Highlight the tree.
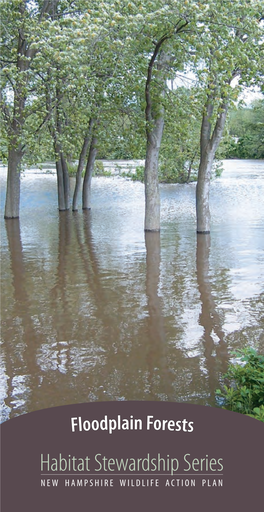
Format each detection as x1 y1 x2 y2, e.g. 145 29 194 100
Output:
194 0 263 233
139 3 191 231
56 0 149 211
72 118 94 211
1 0 104 214
29 1 97 211
144 45 169 231
0 0 65 218
122 0 194 231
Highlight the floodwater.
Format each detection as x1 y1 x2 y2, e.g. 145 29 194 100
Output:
1 160 264 422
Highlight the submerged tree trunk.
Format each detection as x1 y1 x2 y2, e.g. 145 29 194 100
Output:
4 146 22 219
61 152 70 209
72 119 94 211
52 81 70 211
144 119 164 231
55 156 65 211
82 135 98 210
196 152 215 233
54 142 70 211
144 45 168 232
196 98 228 233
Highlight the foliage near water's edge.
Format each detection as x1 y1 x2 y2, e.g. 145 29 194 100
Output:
216 348 264 422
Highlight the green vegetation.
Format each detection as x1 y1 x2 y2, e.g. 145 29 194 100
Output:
93 161 112 177
224 99 264 159
67 163 80 177
125 160 223 185
127 162 198 183
67 161 112 177
216 348 264 422
125 165 144 182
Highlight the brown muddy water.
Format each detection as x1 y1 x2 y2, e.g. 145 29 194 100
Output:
1 160 264 422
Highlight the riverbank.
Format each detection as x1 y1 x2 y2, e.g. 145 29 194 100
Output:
1 158 263 178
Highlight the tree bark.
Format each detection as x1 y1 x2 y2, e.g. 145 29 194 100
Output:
72 119 94 211
4 146 22 219
61 152 70 210
55 148 66 211
51 81 70 211
82 135 98 210
196 99 228 233
144 46 168 232
196 151 214 233
54 141 70 211
144 120 164 231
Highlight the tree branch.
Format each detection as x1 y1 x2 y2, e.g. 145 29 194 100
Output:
145 33 171 125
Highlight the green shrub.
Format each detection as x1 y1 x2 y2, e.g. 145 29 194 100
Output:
216 348 264 422
132 165 145 182
93 160 104 174
126 163 194 184
94 161 112 176
67 163 78 176
67 160 112 177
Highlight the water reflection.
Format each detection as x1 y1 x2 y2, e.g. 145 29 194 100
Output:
196 234 228 399
49 212 72 377
144 232 168 399
4 220 38 416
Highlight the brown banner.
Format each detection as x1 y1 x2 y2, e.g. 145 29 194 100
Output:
1 401 263 511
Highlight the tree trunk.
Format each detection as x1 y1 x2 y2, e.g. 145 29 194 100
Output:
196 151 214 233
144 120 164 231
82 135 98 210
196 99 228 233
54 142 70 211
4 146 22 219
55 156 66 211
144 46 168 232
72 119 94 211
61 152 70 210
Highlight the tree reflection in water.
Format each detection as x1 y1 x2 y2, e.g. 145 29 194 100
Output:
196 234 228 400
